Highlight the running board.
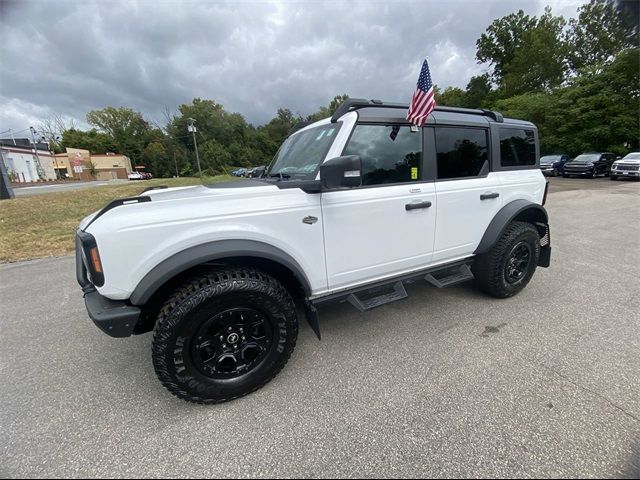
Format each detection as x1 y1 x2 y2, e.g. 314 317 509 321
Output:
424 264 474 288
346 281 408 312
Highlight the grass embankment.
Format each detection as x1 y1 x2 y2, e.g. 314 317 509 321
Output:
0 176 231 262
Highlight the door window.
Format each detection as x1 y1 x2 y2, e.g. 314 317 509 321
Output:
434 127 489 179
500 128 536 167
343 124 422 185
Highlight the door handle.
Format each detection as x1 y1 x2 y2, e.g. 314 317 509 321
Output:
405 201 432 211
480 192 500 200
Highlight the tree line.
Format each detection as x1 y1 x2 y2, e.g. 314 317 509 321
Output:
44 0 638 177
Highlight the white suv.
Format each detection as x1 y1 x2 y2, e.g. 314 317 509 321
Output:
76 99 551 404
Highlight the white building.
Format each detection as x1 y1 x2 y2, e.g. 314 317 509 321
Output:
0 141 57 183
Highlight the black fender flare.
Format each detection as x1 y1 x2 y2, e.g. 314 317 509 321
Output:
130 239 312 304
475 200 549 255
129 239 321 339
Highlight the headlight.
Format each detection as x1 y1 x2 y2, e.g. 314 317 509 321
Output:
612 164 618 169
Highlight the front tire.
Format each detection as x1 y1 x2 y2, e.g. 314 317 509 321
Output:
472 221 540 298
610 175 618 181
152 268 298 404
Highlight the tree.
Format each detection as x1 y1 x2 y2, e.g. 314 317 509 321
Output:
59 128 117 154
436 86 467 107
476 8 567 95
493 48 639 156
86 107 153 162
464 74 493 108
38 114 77 153
306 94 349 122
476 10 537 85
566 0 638 72
141 142 170 178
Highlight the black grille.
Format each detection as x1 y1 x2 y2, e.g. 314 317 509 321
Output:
615 165 639 171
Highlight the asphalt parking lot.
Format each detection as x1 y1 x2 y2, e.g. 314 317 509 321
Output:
1 176 639 478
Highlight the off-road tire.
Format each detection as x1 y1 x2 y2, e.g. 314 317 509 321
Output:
152 268 298 404
472 221 540 298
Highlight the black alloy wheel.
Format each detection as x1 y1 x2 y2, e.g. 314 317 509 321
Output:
191 307 273 379
504 242 532 284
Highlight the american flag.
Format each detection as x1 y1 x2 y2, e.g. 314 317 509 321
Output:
406 59 436 126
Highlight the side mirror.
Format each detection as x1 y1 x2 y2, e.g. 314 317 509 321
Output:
320 155 362 189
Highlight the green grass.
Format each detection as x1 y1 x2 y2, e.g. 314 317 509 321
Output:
0 176 232 262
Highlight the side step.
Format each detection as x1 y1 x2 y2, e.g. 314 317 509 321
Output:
424 264 474 288
346 281 408 312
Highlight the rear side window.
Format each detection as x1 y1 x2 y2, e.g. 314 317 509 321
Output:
343 124 422 185
435 127 489 179
500 129 536 167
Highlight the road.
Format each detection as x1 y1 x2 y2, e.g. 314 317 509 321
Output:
1 177 639 478
12 179 128 197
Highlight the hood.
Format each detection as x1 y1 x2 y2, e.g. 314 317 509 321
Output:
143 180 276 202
614 159 640 166
81 178 312 235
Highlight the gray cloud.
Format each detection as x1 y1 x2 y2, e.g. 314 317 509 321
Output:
0 0 586 135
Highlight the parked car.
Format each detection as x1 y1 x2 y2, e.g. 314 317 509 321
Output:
249 165 266 178
139 172 152 180
127 172 143 180
562 152 616 178
610 152 640 181
231 168 247 177
76 99 551 404
539 154 570 176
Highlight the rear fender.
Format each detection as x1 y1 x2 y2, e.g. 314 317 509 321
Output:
475 200 551 267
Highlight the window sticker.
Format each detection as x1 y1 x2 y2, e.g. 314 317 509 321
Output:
316 130 326 141
411 167 418 180
326 128 335 137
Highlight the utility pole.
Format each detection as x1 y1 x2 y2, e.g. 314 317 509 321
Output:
29 126 45 179
173 150 179 178
187 118 202 177
9 129 16 146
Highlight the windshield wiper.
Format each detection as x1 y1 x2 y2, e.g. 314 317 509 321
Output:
269 173 291 180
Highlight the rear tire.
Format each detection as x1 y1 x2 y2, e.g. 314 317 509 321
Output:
472 221 540 298
152 268 298 404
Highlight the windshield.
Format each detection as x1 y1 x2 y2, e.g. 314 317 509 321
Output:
266 123 341 180
572 154 599 163
622 153 640 160
540 155 561 163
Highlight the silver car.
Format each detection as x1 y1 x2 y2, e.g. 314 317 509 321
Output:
611 152 640 180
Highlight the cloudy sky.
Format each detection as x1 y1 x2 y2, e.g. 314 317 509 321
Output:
1 0 587 135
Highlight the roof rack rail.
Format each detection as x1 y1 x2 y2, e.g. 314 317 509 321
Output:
330 99 504 123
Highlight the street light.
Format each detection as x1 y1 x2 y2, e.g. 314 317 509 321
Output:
187 118 202 177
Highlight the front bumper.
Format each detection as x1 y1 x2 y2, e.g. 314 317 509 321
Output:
540 166 557 175
76 231 139 338
563 166 595 176
611 169 640 177
84 290 140 337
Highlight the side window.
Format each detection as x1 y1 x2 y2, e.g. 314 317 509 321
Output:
435 127 489 179
343 124 422 185
500 128 536 167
